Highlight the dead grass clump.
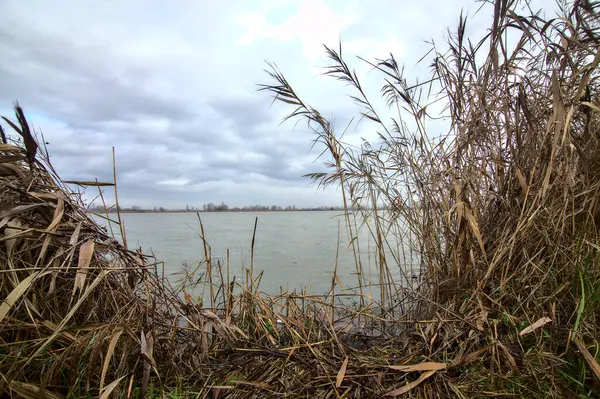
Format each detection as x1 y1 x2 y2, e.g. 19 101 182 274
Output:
261 0 600 396
0 108 250 397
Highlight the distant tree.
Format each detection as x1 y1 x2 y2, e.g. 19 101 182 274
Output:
159 207 165 212
202 204 207 211
206 203 215 212
131 205 142 211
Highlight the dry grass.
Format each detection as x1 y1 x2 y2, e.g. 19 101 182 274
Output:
1 0 600 397
260 0 600 396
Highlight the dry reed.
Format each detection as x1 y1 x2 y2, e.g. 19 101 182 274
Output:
1 0 600 397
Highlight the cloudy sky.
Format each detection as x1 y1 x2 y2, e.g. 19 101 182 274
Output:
0 0 548 209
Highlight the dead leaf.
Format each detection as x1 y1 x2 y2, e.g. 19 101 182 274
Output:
36 199 65 266
229 380 271 389
47 256 61 295
0 272 45 323
0 154 26 163
334 272 346 290
388 362 446 372
476 310 489 331
458 345 491 366
573 338 600 383
69 222 82 246
74 240 95 295
64 180 115 187
9 381 64 399
29 192 65 200
582 101 600 113
0 203 44 222
100 328 124 392
0 163 25 177
336 356 349 388
45 198 64 233
519 317 552 336
515 168 528 195
464 207 487 259
384 370 437 396
99 375 129 399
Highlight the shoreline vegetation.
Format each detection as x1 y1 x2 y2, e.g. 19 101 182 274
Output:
1 0 600 397
92 205 347 214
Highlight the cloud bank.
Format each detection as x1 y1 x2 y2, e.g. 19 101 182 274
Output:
0 0 549 208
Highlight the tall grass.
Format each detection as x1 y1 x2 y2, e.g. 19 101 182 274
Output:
1 0 599 397
261 0 600 394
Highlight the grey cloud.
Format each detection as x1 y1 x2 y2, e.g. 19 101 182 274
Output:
0 27 191 129
209 96 273 133
2 0 524 209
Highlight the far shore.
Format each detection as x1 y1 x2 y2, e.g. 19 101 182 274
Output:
95 208 350 214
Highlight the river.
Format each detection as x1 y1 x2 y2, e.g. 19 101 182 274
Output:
96 210 417 296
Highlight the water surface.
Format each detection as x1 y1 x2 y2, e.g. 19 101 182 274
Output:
98 211 413 295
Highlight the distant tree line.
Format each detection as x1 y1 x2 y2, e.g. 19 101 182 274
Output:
201 203 345 212
202 203 289 212
89 203 346 213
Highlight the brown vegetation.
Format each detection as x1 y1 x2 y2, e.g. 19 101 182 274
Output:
1 0 600 397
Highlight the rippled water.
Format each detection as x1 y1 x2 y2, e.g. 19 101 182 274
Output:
97 211 415 295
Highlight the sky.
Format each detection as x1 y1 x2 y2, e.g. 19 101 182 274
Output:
0 0 551 209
